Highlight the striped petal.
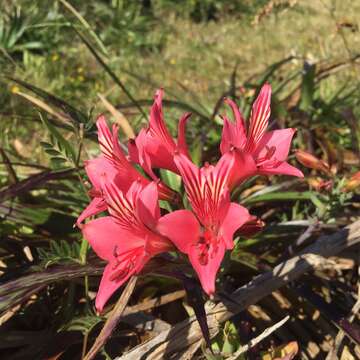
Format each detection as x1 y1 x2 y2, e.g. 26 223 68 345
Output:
246 83 272 152
174 153 206 221
220 98 247 154
97 116 115 161
101 179 142 233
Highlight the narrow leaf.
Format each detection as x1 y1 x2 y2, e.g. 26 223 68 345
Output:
182 276 212 351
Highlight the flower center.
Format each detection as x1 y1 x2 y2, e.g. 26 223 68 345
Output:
109 246 143 281
256 145 276 165
197 229 218 266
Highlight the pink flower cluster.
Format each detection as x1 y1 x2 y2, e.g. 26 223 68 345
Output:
78 84 303 312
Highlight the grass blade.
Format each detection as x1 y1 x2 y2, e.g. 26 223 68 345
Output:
74 28 147 119
59 0 108 56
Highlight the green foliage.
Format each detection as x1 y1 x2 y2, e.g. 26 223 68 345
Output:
208 321 242 358
299 62 316 112
65 313 104 335
40 116 77 168
154 0 266 22
37 239 82 267
0 2 64 62
0 6 43 55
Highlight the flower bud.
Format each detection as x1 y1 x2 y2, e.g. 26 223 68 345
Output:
238 217 265 238
343 171 360 192
295 150 331 175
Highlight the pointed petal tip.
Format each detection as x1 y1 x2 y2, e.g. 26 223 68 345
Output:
203 284 215 296
223 97 234 105
96 115 107 129
297 169 305 178
95 299 104 313
154 88 164 100
188 242 225 298
75 220 83 229
256 83 272 102
181 111 192 120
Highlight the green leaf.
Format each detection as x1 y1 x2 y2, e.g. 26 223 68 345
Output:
45 148 61 156
222 321 241 355
191 136 203 166
65 314 104 335
41 116 76 163
159 169 181 192
299 62 316 111
38 239 82 267
243 191 313 204
39 141 53 149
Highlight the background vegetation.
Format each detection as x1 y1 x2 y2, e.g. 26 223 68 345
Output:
0 0 359 359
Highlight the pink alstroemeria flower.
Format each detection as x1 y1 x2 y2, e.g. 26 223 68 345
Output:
83 180 176 312
157 152 252 295
76 155 117 226
77 117 176 226
129 89 190 176
220 84 303 182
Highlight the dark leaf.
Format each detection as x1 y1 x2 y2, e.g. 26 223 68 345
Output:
182 275 212 351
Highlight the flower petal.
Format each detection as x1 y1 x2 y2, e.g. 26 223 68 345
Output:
227 149 257 189
220 116 236 154
188 240 226 295
95 258 142 312
93 125 151 195
111 125 134 168
101 179 140 230
220 203 252 249
149 89 176 150
136 182 160 228
135 127 178 174
246 83 272 152
174 153 205 219
128 138 139 164
129 129 156 179
95 263 124 312
156 210 200 253
97 116 115 160
254 128 296 162
220 99 247 154
77 197 106 227
259 161 304 178
129 90 185 174
177 112 191 156
85 156 117 190
82 217 144 261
